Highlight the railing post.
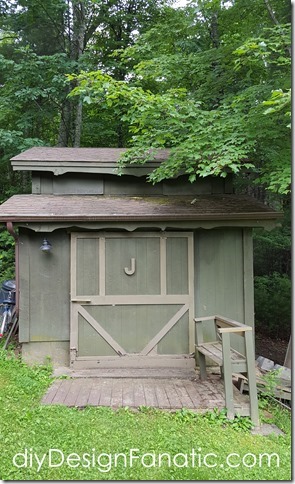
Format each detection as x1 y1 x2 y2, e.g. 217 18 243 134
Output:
244 330 259 426
221 331 235 420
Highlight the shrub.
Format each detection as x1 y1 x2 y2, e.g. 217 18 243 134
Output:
254 272 291 339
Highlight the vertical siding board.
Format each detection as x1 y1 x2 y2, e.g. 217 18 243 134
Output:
29 230 70 341
105 237 160 295
166 237 188 294
195 229 248 354
76 238 99 296
243 229 254 328
19 231 30 342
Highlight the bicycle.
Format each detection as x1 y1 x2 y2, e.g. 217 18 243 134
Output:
0 280 18 349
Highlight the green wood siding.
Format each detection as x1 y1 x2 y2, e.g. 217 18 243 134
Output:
33 173 233 196
105 237 161 295
77 304 187 356
19 229 70 342
194 228 253 354
76 237 100 296
166 237 188 294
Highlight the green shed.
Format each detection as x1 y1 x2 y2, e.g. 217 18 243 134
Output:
0 148 280 369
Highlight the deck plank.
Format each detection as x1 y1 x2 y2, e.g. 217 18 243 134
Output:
41 372 251 417
75 380 93 407
51 379 72 405
111 380 123 408
87 381 102 406
174 381 195 408
99 381 113 407
163 382 183 409
122 380 135 407
143 382 158 407
133 382 146 408
42 380 62 404
154 383 170 408
63 380 84 406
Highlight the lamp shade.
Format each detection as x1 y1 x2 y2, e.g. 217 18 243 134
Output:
40 238 52 252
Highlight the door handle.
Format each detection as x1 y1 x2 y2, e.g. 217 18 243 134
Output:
124 258 136 275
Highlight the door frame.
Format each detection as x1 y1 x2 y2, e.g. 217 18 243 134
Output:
70 231 195 368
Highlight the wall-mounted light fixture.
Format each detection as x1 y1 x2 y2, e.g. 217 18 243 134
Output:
40 238 52 252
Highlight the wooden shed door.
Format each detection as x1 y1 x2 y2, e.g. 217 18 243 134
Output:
70 232 194 368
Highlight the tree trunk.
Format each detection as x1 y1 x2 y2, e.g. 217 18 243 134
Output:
57 1 86 146
264 0 291 56
72 1 86 146
57 97 72 146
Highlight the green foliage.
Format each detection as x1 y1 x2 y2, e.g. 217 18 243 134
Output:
0 352 291 480
259 370 283 400
204 408 254 432
254 273 291 339
0 230 15 283
254 229 291 277
69 1 291 194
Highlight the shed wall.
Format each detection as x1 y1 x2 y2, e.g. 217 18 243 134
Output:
19 229 70 343
32 173 233 195
19 227 254 365
194 228 254 354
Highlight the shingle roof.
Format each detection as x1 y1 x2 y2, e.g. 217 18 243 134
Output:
0 194 281 223
11 147 170 163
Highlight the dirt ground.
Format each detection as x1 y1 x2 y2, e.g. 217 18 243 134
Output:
255 331 289 366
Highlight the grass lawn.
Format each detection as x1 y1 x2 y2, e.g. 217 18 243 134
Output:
0 348 291 481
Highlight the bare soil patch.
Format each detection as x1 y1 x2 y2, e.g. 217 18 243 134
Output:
255 331 289 366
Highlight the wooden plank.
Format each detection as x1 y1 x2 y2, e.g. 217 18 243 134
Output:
42 380 62 404
221 332 235 419
183 381 203 407
73 355 195 369
154 384 170 408
143 382 158 407
30 230 70 342
174 381 194 408
160 235 167 295
111 380 123 407
196 343 223 365
51 379 73 405
166 237 188 295
63 380 84 406
75 295 190 305
99 236 105 296
242 228 255 327
87 381 102 406
188 234 195 353
105 236 161 296
164 383 183 409
18 232 30 342
244 330 259 426
98 381 113 407
76 238 100 296
215 315 252 330
122 380 135 407
75 380 93 407
78 305 126 355
133 382 146 407
141 304 189 355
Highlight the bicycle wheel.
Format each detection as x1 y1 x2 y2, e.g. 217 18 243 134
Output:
0 310 9 337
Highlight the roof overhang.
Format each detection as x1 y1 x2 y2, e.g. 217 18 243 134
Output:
0 194 282 230
11 147 169 176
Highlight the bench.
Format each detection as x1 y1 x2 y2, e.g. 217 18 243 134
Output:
194 315 259 426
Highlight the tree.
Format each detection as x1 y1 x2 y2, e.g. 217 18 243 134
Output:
0 0 169 149
68 0 291 193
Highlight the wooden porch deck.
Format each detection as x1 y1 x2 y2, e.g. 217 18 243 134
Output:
42 368 250 415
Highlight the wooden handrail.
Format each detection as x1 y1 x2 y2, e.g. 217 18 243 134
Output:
194 314 259 426
194 315 252 333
